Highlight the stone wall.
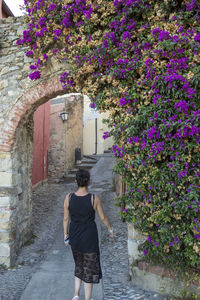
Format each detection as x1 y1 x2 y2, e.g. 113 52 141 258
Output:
128 221 199 297
48 99 66 180
115 174 124 197
11 115 34 258
66 94 83 170
0 16 70 266
48 94 83 180
0 112 34 266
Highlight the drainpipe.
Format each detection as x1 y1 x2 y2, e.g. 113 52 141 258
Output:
65 119 68 176
95 118 97 154
43 104 46 181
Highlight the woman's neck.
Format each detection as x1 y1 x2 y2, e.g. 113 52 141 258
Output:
76 186 88 195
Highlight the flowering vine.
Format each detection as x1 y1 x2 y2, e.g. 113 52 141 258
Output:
18 0 200 271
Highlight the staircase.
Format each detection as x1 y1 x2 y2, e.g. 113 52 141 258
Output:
64 155 98 183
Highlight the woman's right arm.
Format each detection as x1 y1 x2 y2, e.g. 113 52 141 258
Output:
95 194 113 237
63 194 70 240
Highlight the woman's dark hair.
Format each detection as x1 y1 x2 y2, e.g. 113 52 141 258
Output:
76 169 90 187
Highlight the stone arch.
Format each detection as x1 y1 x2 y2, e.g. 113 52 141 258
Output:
0 16 75 266
0 76 63 152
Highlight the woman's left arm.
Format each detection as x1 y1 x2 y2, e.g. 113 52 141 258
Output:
63 194 70 240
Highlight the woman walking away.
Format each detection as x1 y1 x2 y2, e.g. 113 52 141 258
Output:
63 168 113 300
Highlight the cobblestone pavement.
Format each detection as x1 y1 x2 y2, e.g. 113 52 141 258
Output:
100 188 170 300
0 156 171 300
0 182 76 300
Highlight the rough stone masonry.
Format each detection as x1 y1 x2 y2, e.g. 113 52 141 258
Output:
0 16 71 267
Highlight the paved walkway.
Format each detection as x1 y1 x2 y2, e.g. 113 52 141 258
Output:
19 156 110 300
0 154 167 300
19 225 102 300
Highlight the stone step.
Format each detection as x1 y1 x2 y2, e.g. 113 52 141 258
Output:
81 159 97 164
63 174 76 183
67 174 76 178
75 163 94 169
83 155 97 161
69 161 97 175
104 149 112 153
69 168 78 174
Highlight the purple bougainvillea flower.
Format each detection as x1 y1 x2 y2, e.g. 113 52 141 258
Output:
174 236 180 244
153 241 159 247
194 32 200 42
90 102 95 108
54 29 62 38
33 43 37 50
102 40 108 48
119 98 127 106
152 27 161 37
29 71 41 80
53 48 59 53
43 53 48 60
16 39 22 46
26 50 33 57
103 132 110 139
29 64 37 70
119 98 130 106
122 31 131 39
38 17 46 26
48 3 57 11
148 236 152 242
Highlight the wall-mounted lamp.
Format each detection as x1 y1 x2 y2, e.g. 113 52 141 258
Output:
59 111 69 122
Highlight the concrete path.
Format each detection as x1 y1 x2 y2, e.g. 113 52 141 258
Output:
19 154 114 300
19 223 102 300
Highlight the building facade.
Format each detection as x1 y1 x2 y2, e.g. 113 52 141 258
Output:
83 95 113 155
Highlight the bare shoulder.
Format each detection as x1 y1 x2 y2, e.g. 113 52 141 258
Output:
94 193 100 202
65 193 70 200
94 194 100 201
64 193 70 207
92 193 99 210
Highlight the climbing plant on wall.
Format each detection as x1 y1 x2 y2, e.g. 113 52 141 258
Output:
18 0 200 271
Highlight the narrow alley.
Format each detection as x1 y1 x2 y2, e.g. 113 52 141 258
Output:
0 154 166 300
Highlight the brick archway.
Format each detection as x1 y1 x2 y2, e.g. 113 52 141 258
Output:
0 76 63 152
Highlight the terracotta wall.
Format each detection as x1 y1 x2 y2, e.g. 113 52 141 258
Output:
32 102 50 186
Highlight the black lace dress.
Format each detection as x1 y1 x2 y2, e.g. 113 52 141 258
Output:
68 193 102 283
